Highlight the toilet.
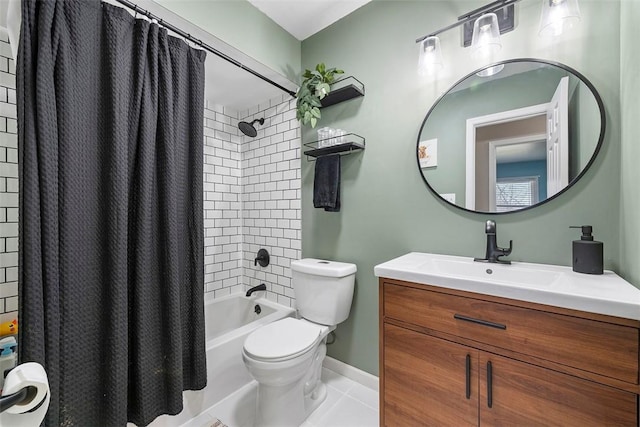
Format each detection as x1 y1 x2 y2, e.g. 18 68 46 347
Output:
242 258 357 427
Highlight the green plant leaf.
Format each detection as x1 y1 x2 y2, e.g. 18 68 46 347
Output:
309 96 322 107
296 62 343 128
316 83 330 99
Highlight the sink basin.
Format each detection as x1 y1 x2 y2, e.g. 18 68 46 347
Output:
374 252 640 320
425 258 563 289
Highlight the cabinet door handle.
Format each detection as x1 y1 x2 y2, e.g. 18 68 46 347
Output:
465 354 471 399
487 361 493 408
454 314 507 330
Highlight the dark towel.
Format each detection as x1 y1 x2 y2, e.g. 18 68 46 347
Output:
313 154 341 212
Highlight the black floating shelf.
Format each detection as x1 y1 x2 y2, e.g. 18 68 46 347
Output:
303 133 365 161
320 76 365 108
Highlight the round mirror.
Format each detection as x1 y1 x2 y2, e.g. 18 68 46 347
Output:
417 58 605 214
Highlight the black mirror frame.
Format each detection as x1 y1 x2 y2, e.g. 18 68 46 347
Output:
416 58 606 215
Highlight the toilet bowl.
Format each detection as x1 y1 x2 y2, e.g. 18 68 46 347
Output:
242 318 332 426
242 258 356 427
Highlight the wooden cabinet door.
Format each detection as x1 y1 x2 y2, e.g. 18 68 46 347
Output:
383 324 479 426
479 352 638 426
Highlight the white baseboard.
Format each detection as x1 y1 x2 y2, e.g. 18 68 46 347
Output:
323 356 379 391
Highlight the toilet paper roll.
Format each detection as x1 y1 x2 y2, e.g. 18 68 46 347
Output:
0 362 50 427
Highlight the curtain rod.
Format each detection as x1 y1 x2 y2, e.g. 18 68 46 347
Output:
111 0 297 98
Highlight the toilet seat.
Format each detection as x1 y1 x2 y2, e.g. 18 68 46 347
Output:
244 318 326 362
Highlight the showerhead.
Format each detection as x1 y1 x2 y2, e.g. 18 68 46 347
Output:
238 118 264 138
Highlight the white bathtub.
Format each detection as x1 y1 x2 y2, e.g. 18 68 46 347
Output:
148 292 295 427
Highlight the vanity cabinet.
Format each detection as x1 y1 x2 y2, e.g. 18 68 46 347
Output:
384 323 479 426
379 279 640 426
478 352 637 425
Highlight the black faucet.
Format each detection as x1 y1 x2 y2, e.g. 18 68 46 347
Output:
246 283 267 297
474 220 513 264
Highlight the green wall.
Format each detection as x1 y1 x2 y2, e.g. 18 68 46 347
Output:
619 0 640 288
301 0 624 375
155 0 301 79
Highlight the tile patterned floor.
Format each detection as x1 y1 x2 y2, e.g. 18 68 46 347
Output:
183 367 379 427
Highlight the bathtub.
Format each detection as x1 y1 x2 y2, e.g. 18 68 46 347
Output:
148 293 295 427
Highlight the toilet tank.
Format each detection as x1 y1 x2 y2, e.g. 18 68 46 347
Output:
291 258 357 326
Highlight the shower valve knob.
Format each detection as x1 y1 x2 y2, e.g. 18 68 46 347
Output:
254 249 270 267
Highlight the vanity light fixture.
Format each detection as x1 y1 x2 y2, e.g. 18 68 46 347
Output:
416 0 518 75
539 0 581 36
418 36 444 75
416 0 581 75
471 13 505 76
471 13 502 59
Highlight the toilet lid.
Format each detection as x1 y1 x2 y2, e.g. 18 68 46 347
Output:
244 318 322 361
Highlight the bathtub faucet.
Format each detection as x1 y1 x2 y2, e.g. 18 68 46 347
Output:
246 283 267 297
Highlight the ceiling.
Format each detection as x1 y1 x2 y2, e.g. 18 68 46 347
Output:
183 0 372 110
247 0 371 41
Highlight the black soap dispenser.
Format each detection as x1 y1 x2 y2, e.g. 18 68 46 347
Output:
570 225 603 275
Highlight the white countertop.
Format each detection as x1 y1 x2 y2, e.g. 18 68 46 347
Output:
374 252 640 321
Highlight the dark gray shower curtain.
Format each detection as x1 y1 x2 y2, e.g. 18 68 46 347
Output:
17 1 206 426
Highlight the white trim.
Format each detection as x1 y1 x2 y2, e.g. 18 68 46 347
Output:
465 103 548 210
323 356 379 391
489 142 497 210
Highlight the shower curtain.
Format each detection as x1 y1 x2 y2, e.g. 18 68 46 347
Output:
17 1 206 425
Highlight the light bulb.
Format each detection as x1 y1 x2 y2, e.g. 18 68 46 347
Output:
471 13 502 59
418 36 443 75
539 0 581 36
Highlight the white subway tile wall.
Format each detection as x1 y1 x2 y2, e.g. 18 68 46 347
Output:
203 94 301 307
240 95 301 308
0 32 18 315
203 102 244 297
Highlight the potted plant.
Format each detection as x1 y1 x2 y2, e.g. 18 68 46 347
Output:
296 63 343 128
